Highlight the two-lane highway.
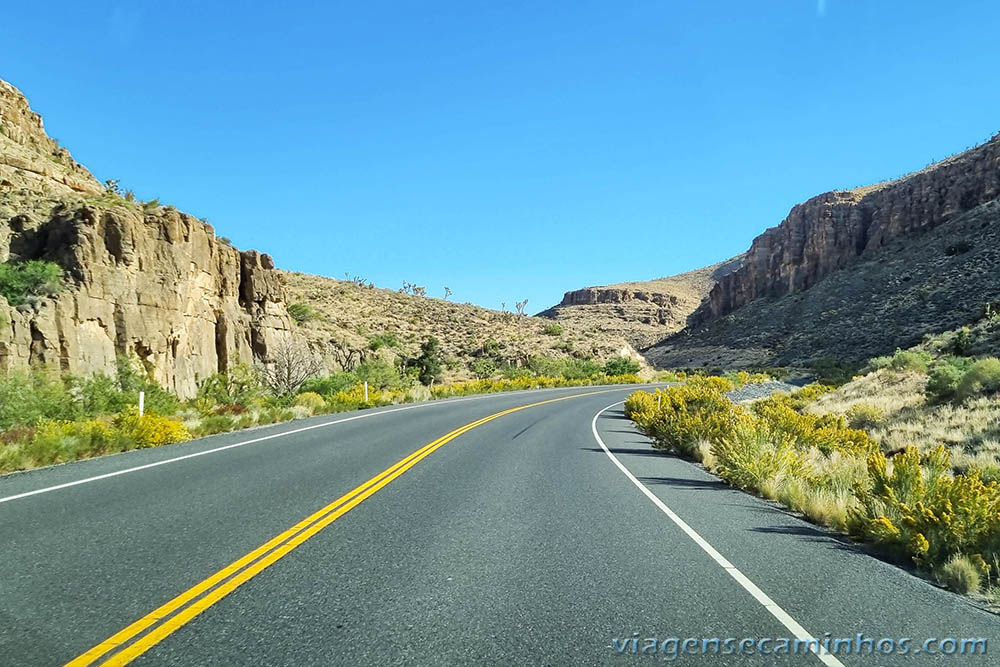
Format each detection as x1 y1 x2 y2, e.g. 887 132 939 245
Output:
1 386 997 665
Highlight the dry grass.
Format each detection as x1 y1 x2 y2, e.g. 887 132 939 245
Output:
805 367 1000 473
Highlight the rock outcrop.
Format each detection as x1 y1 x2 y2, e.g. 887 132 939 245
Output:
539 257 744 349
697 134 1000 323
0 77 292 397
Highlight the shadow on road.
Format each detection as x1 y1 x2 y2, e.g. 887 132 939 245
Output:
637 475 730 490
580 445 668 459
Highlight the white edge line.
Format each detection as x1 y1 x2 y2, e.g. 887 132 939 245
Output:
0 384 643 505
591 400 846 667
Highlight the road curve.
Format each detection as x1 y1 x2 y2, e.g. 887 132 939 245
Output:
0 385 996 666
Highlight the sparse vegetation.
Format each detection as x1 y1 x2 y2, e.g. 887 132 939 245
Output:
0 260 63 306
287 301 317 324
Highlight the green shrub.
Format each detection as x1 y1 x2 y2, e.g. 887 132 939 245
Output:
542 322 563 336
955 358 1000 401
0 260 63 306
287 302 317 324
889 348 933 374
368 331 399 351
300 372 358 396
356 358 408 391
197 364 263 407
194 414 237 436
406 337 443 385
926 357 974 401
936 554 984 595
953 327 974 355
845 404 885 430
603 357 640 376
0 370 81 430
470 358 498 379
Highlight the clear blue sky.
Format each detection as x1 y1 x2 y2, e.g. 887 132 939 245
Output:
3 2 998 312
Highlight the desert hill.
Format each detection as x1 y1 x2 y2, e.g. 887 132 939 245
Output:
537 255 744 349
649 133 1000 368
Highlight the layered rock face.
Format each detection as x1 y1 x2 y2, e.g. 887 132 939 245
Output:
557 288 679 308
0 77 292 397
698 135 1000 322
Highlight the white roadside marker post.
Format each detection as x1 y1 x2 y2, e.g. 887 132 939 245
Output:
139 391 145 417
364 381 369 403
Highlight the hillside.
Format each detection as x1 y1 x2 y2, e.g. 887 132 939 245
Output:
283 271 643 380
647 134 1000 369
537 255 744 349
0 76 642 396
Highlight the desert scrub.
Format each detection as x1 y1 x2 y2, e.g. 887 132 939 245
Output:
936 554 985 595
845 404 885 430
287 301 317 324
113 410 190 447
711 421 804 495
626 377 745 458
849 446 1000 572
955 358 1000 401
602 357 640 376
750 397 876 458
293 392 325 411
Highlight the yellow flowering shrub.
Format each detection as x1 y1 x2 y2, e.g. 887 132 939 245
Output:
626 378 747 458
751 398 876 458
113 410 190 447
712 420 806 492
850 446 1000 569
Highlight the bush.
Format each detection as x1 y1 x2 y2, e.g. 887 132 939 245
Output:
751 398 876 458
936 554 984 595
469 358 498 379
356 359 408 391
300 372 359 396
287 302 317 324
850 446 1000 569
0 260 63 307
845 404 885 430
889 348 933 374
410 337 443 386
955 358 1000 401
193 414 237 436
603 357 640 377
368 332 399 351
926 357 974 401
712 421 804 494
542 323 563 336
626 378 746 458
293 392 325 411
113 410 190 447
0 370 77 430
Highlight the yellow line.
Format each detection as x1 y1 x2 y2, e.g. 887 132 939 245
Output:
66 388 617 666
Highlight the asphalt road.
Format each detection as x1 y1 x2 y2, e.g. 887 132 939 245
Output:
1 385 997 666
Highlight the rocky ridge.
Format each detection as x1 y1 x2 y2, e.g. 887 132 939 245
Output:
697 134 1000 324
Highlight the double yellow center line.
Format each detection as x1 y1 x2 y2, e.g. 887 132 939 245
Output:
66 388 616 666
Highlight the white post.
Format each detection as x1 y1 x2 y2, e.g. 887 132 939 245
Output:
363 381 369 402
139 391 145 417
657 393 662 409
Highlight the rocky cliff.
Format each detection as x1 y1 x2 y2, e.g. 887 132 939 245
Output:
697 134 1000 323
0 77 292 397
